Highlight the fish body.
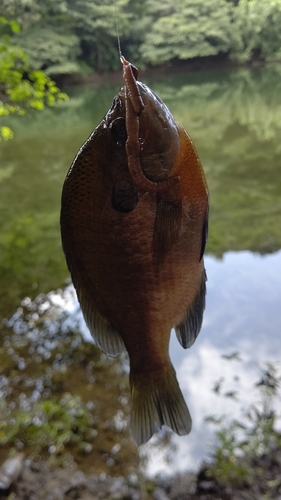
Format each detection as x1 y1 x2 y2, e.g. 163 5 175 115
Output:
60 60 208 445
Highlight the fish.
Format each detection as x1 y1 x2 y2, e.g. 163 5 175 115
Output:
60 56 209 446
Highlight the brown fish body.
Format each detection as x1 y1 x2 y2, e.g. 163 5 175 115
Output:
61 61 208 445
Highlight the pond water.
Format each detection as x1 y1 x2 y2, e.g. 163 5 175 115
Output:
0 63 281 476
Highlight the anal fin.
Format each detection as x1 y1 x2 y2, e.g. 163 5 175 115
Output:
175 269 207 349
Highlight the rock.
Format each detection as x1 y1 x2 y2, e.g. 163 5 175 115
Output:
153 486 170 500
0 453 25 490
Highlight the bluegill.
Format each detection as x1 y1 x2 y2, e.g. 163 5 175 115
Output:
60 57 209 445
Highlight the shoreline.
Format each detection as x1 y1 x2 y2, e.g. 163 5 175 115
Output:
1 448 281 500
57 56 276 89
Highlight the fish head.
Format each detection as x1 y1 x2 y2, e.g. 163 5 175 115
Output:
134 82 180 181
103 81 180 183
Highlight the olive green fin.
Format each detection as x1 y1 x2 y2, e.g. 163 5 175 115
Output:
175 269 207 349
77 286 125 357
152 195 182 263
130 363 191 446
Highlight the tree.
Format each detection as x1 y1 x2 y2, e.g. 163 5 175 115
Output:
0 17 67 140
65 0 131 73
231 0 281 62
1 0 281 77
1 0 82 76
1 0 131 75
139 0 235 65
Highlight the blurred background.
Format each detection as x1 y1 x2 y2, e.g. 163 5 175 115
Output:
0 0 281 497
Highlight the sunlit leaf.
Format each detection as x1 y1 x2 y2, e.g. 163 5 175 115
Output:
0 126 13 140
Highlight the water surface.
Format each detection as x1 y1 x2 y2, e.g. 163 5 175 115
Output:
0 63 281 474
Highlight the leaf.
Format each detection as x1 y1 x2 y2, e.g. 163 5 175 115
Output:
10 21 21 34
0 126 13 141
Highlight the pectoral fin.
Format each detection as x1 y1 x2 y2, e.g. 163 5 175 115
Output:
77 285 126 357
175 269 207 349
152 194 182 264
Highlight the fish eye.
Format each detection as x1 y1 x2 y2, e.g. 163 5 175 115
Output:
109 117 127 145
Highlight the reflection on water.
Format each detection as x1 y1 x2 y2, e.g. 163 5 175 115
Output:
165 250 281 475
4 250 277 474
1 64 281 474
72 250 281 474
0 64 281 317
0 288 137 475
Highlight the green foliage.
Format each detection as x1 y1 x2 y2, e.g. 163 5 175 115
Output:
139 0 235 64
1 0 131 75
0 15 20 33
1 1 81 74
0 290 136 473
0 17 68 140
231 0 281 62
0 394 97 464
2 0 281 73
66 0 131 72
14 28 81 75
152 65 281 256
206 363 281 488
0 125 14 140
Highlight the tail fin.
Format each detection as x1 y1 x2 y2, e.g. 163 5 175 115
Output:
129 363 191 446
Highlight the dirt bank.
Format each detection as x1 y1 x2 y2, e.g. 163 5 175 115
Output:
1 447 281 500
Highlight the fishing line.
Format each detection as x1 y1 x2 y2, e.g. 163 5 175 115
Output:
98 1 125 302
114 0 123 61
116 22 122 60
